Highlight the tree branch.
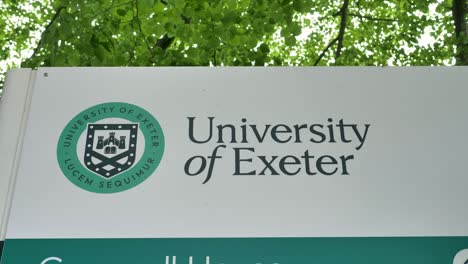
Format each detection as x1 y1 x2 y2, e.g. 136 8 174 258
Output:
213 50 217 66
452 0 468 65
152 0 190 51
92 1 132 19
348 13 397 22
135 0 156 58
129 0 137 64
314 37 339 65
314 0 349 65
27 6 65 62
335 0 350 61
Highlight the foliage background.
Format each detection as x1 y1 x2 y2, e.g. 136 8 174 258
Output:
0 0 467 95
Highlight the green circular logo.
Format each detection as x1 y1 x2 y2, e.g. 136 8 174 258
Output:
57 102 165 194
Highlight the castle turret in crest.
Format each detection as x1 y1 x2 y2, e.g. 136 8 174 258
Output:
96 132 126 154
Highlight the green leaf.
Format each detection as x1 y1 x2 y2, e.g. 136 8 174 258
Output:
259 43 270 53
221 11 237 25
292 0 306 12
140 0 155 9
185 47 198 58
280 27 289 37
154 1 165 12
239 0 250 9
290 23 302 36
117 9 127 17
206 37 220 48
174 0 185 9
94 45 107 62
226 0 237 9
285 36 296 46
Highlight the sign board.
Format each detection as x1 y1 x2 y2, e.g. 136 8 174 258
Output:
0 67 467 264
0 69 36 261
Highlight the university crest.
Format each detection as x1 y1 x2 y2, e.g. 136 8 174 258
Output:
84 123 138 178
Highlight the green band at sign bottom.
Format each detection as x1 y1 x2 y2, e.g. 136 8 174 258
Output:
1 237 468 264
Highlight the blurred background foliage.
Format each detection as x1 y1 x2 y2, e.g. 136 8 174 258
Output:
0 0 467 94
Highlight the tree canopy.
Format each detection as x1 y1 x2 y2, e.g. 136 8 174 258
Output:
0 0 467 93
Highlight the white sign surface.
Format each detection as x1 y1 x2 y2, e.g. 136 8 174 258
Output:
1 67 467 264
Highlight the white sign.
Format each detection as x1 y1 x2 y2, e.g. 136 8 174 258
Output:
0 67 467 264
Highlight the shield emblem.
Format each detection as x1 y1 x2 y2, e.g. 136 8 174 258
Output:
84 123 138 179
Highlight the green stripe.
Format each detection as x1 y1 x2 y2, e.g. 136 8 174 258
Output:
2 237 468 264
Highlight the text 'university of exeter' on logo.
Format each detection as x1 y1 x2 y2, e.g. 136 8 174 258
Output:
57 102 165 194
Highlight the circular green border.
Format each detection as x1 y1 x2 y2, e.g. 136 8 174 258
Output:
57 102 165 194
